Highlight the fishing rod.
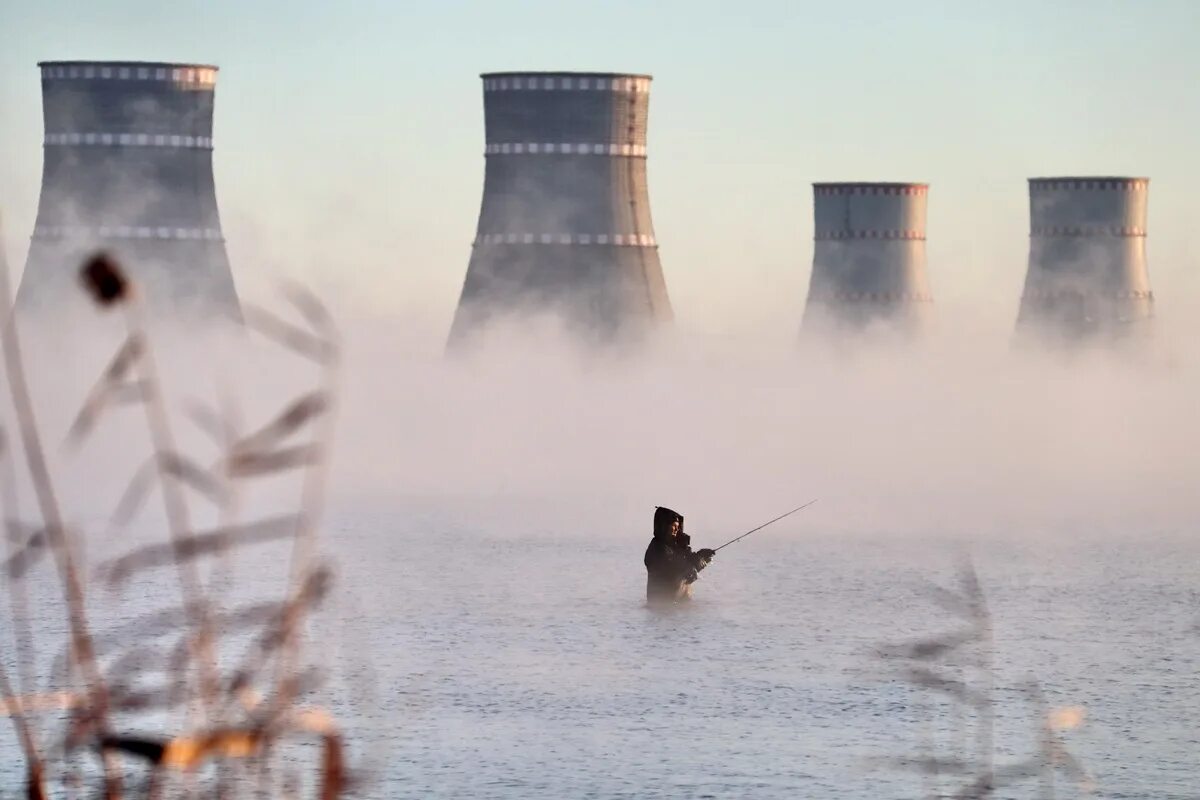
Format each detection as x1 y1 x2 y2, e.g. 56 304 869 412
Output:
711 499 819 553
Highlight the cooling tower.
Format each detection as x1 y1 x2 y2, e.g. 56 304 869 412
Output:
17 61 239 316
802 182 932 334
1015 177 1153 342
447 71 672 346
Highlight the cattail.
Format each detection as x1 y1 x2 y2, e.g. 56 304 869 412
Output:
79 253 130 307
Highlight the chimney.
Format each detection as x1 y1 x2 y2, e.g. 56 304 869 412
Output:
803 182 933 335
17 61 239 316
448 71 672 347
1015 177 1153 342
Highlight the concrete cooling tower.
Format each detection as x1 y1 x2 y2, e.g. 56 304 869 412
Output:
447 71 673 347
17 61 239 316
802 182 933 334
1015 177 1153 342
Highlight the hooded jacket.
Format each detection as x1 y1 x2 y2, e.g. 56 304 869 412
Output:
644 507 711 603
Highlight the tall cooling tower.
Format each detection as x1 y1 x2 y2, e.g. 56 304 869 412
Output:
802 182 932 334
1015 177 1153 342
448 71 673 346
17 61 239 316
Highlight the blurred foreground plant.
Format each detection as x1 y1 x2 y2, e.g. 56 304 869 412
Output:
875 560 1093 799
0 216 348 798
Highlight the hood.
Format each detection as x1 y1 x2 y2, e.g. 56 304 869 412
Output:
653 506 683 539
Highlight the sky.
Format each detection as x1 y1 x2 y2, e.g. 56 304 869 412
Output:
1 0 1198 336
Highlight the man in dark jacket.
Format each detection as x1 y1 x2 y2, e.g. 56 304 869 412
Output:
644 506 715 604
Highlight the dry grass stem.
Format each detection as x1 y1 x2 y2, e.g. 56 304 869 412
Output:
247 290 341 730
0 214 116 797
97 515 300 586
65 334 145 449
228 392 327 457
0 231 350 796
878 561 1092 799
242 306 336 366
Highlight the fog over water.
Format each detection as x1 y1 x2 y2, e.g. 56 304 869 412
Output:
1 296 1198 796
1 4 1197 792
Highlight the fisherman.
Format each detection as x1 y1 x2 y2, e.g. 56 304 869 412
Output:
644 506 715 604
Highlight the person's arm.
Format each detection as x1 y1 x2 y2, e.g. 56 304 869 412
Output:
689 548 715 573
674 546 713 583
648 540 715 583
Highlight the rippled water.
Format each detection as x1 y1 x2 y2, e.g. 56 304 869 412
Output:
2 505 1197 798
324 509 1198 799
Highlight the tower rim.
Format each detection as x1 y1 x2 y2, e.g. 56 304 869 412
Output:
481 70 652 80
812 181 928 189
38 60 219 71
1028 176 1148 183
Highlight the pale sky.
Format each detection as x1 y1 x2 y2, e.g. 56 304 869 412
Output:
1 0 1197 334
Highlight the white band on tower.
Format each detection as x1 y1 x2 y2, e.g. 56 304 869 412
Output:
44 132 214 149
474 232 657 247
484 142 646 156
33 226 224 241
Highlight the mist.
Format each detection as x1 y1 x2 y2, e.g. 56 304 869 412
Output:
359 315 1200 536
2 239 1197 799
11 290 1198 557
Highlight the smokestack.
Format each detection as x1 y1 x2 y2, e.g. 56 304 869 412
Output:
1015 177 1153 342
17 61 239 316
802 182 933 335
447 71 672 347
